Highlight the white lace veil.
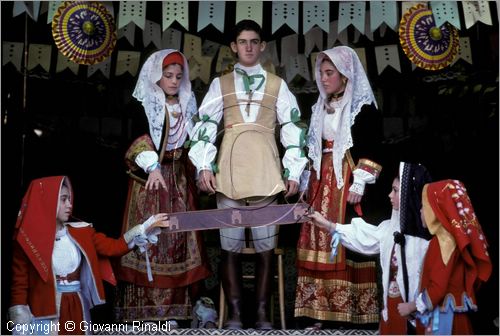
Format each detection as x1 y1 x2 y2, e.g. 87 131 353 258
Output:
132 49 196 150
307 46 377 188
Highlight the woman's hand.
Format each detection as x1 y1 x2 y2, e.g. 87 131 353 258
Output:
347 191 363 204
307 211 335 231
146 168 167 191
397 302 417 317
198 170 216 194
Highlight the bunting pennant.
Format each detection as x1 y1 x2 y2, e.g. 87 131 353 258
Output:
13 1 41 21
261 40 279 74
285 54 310 83
183 34 203 62
354 11 373 43
303 1 330 34
118 1 146 30
118 22 135 46
328 20 348 48
143 20 162 49
271 1 299 34
236 1 263 26
281 34 299 66
161 28 182 50
28 44 51 72
189 55 213 84
338 2 366 33
370 1 398 32
2 42 24 71
354 47 368 73
115 51 141 76
88 57 112 78
216 46 236 73
451 37 473 65
56 52 79 74
202 40 221 57
401 2 428 15
374 45 401 75
310 52 319 81
431 1 461 30
462 1 492 29
198 2 225 33
47 1 61 24
304 27 323 56
162 1 189 31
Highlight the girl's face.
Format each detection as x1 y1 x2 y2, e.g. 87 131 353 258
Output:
57 185 72 225
159 64 183 96
319 59 346 95
388 177 400 210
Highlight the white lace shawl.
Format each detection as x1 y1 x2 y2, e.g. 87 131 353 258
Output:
308 46 378 188
132 49 197 150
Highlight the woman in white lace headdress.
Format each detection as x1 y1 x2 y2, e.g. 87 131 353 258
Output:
295 46 383 328
114 49 213 326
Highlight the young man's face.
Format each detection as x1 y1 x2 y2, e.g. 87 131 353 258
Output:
230 30 266 67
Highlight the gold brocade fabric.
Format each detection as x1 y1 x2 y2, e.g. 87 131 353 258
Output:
295 153 379 323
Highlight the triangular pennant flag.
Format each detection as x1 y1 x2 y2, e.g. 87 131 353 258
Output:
375 45 401 75
202 40 221 57
13 1 41 21
370 1 398 32
462 1 492 29
261 40 279 66
338 2 365 33
452 37 473 65
353 48 368 73
162 1 189 31
285 54 310 83
161 28 182 50
56 52 79 75
236 1 263 26
88 57 112 78
118 22 135 46
118 1 146 30
271 1 299 34
189 55 213 84
28 44 51 72
216 46 236 73
401 2 428 15
328 20 348 47
47 1 61 24
183 34 203 62
198 2 225 33
281 34 299 66
430 1 461 30
2 42 24 71
304 27 323 57
143 20 162 49
115 51 141 76
354 10 373 43
303 1 330 34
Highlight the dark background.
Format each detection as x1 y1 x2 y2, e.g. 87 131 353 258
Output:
2 1 498 333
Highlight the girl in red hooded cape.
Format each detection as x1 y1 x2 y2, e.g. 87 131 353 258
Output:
9 176 167 335
398 180 492 334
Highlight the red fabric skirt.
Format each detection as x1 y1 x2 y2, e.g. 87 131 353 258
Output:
379 295 407 335
59 292 84 335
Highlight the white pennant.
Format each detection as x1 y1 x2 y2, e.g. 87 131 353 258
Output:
28 44 51 72
143 20 162 49
285 54 310 83
328 20 348 48
451 37 473 65
375 45 401 75
338 2 365 33
118 22 135 46
47 1 61 24
161 28 182 50
280 34 299 66
183 34 203 62
261 40 279 74
370 1 398 32
56 52 79 75
198 2 225 33
304 27 323 57
430 1 461 30
88 57 112 78
115 51 141 76
354 10 373 43
462 1 492 29
162 1 189 31
13 1 41 21
216 46 236 73
303 1 330 34
118 1 146 30
271 1 299 34
2 42 24 71
236 1 263 26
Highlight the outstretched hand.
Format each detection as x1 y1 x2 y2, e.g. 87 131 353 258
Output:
306 210 335 231
145 213 170 234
